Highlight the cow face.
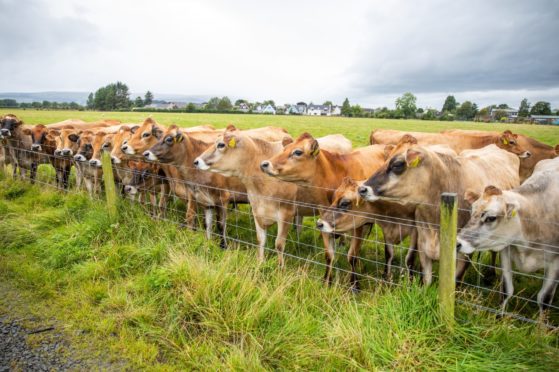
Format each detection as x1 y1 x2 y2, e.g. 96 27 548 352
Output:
497 130 531 158
358 135 427 203
121 118 163 156
48 128 80 157
194 126 244 177
317 177 368 233
23 124 49 152
457 186 520 255
260 132 319 183
124 160 159 195
143 125 185 164
0 114 22 137
110 126 134 164
89 131 110 168
73 131 95 163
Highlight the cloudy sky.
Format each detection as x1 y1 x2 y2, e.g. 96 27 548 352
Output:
1 0 558 109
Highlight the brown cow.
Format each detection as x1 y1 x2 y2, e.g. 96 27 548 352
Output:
260 132 387 282
144 125 249 248
317 177 418 289
0 114 40 182
123 160 169 216
73 130 105 195
359 142 520 285
194 128 351 267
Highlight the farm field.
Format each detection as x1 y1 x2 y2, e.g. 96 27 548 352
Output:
1 109 559 370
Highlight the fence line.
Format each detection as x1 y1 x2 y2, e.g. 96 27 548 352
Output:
1 141 558 329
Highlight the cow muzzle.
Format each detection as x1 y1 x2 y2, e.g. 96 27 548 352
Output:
357 186 379 202
316 219 334 233
456 238 475 255
62 149 73 157
89 159 102 167
1 129 11 137
74 154 86 162
519 151 532 159
124 185 137 195
143 151 158 162
31 144 42 152
194 157 209 170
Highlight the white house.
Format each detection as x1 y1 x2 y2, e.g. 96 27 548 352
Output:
261 104 276 115
285 105 302 115
331 105 342 116
490 107 518 120
306 104 337 116
236 102 250 113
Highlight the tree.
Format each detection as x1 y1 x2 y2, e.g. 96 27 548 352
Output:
134 96 144 107
518 98 530 118
395 92 417 118
530 101 552 115
493 110 509 121
205 97 220 111
262 100 275 108
456 101 478 120
422 108 438 120
351 105 363 117
234 99 247 106
341 98 352 116
144 91 154 106
91 82 132 111
323 100 333 106
442 95 457 113
497 103 509 109
86 93 94 109
217 96 233 111
186 102 196 112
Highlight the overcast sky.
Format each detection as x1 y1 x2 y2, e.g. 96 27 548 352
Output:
1 0 558 109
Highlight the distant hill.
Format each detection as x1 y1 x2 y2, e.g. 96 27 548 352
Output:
0 92 211 105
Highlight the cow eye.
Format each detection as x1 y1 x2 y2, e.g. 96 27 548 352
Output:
338 199 351 209
217 142 226 149
102 142 110 148
142 132 150 138
165 136 174 144
484 216 497 223
292 149 303 156
509 140 516 145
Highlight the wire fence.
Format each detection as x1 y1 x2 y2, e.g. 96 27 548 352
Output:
1 138 558 329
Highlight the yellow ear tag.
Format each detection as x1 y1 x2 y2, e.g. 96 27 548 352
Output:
511 210 517 218
408 157 421 168
228 137 236 148
355 198 360 207
174 134 183 143
502 138 509 145
311 148 320 157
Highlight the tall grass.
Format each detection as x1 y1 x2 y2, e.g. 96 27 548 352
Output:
0 177 557 370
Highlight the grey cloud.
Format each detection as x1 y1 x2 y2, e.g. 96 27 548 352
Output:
351 0 559 95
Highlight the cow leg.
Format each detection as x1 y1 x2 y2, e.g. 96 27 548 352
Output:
158 183 169 218
418 250 433 285
482 252 498 285
19 167 27 182
216 203 228 250
455 253 470 283
62 167 70 190
294 214 303 240
149 191 157 216
204 207 214 240
185 191 198 229
274 213 292 268
537 257 559 314
321 232 335 285
383 242 395 282
348 225 365 292
499 247 514 315
84 177 94 196
30 163 38 184
75 168 83 190
405 228 419 280
254 219 267 262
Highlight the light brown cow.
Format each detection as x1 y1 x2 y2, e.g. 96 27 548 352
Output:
0 114 40 182
457 157 559 314
73 130 106 195
359 142 520 285
260 132 387 282
194 128 349 266
317 177 418 289
144 125 249 249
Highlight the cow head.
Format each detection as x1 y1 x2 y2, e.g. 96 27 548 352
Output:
0 114 22 138
121 118 163 157
456 186 520 255
260 132 320 183
193 125 246 177
88 131 111 168
123 160 159 196
110 126 134 164
48 127 80 157
143 125 186 164
497 130 531 159
358 135 427 203
317 177 369 233
22 124 49 152
73 130 96 163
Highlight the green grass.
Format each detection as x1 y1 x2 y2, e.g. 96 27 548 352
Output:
2 108 559 146
1 109 559 369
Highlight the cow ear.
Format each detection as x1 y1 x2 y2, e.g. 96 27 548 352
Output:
152 126 164 139
464 190 480 205
505 201 519 219
68 134 79 143
309 139 320 157
405 148 424 168
226 124 237 132
383 144 395 159
130 125 140 134
282 136 293 147
48 129 60 137
22 128 32 135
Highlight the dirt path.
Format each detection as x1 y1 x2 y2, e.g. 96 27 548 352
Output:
0 282 126 371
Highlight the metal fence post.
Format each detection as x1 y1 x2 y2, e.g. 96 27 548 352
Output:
439 192 457 328
101 151 118 219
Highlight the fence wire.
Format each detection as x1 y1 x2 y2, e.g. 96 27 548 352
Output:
1 140 558 329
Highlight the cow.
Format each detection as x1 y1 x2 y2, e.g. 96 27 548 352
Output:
143 125 250 249
359 141 520 285
123 160 169 216
193 128 349 267
457 157 559 315
73 130 105 195
316 177 418 289
260 132 387 282
0 114 39 182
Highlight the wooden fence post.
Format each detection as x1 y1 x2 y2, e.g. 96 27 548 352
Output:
101 151 118 220
439 192 457 328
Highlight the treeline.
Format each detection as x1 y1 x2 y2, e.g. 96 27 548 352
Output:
0 99 84 110
86 82 153 111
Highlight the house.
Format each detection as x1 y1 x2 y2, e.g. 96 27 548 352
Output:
261 104 276 115
530 115 559 125
490 107 518 121
296 102 307 115
306 104 335 116
236 102 250 113
285 105 303 115
331 105 342 116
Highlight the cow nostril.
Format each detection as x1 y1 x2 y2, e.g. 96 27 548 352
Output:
316 221 324 229
143 151 149 157
261 161 269 169
456 242 462 251
357 186 367 196
193 159 199 166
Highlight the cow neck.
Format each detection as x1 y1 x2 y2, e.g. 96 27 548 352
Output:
240 137 281 183
173 135 210 176
313 150 350 192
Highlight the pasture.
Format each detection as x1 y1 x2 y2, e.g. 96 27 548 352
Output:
1 109 559 370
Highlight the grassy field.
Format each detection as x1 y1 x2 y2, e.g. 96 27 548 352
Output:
1 109 559 369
